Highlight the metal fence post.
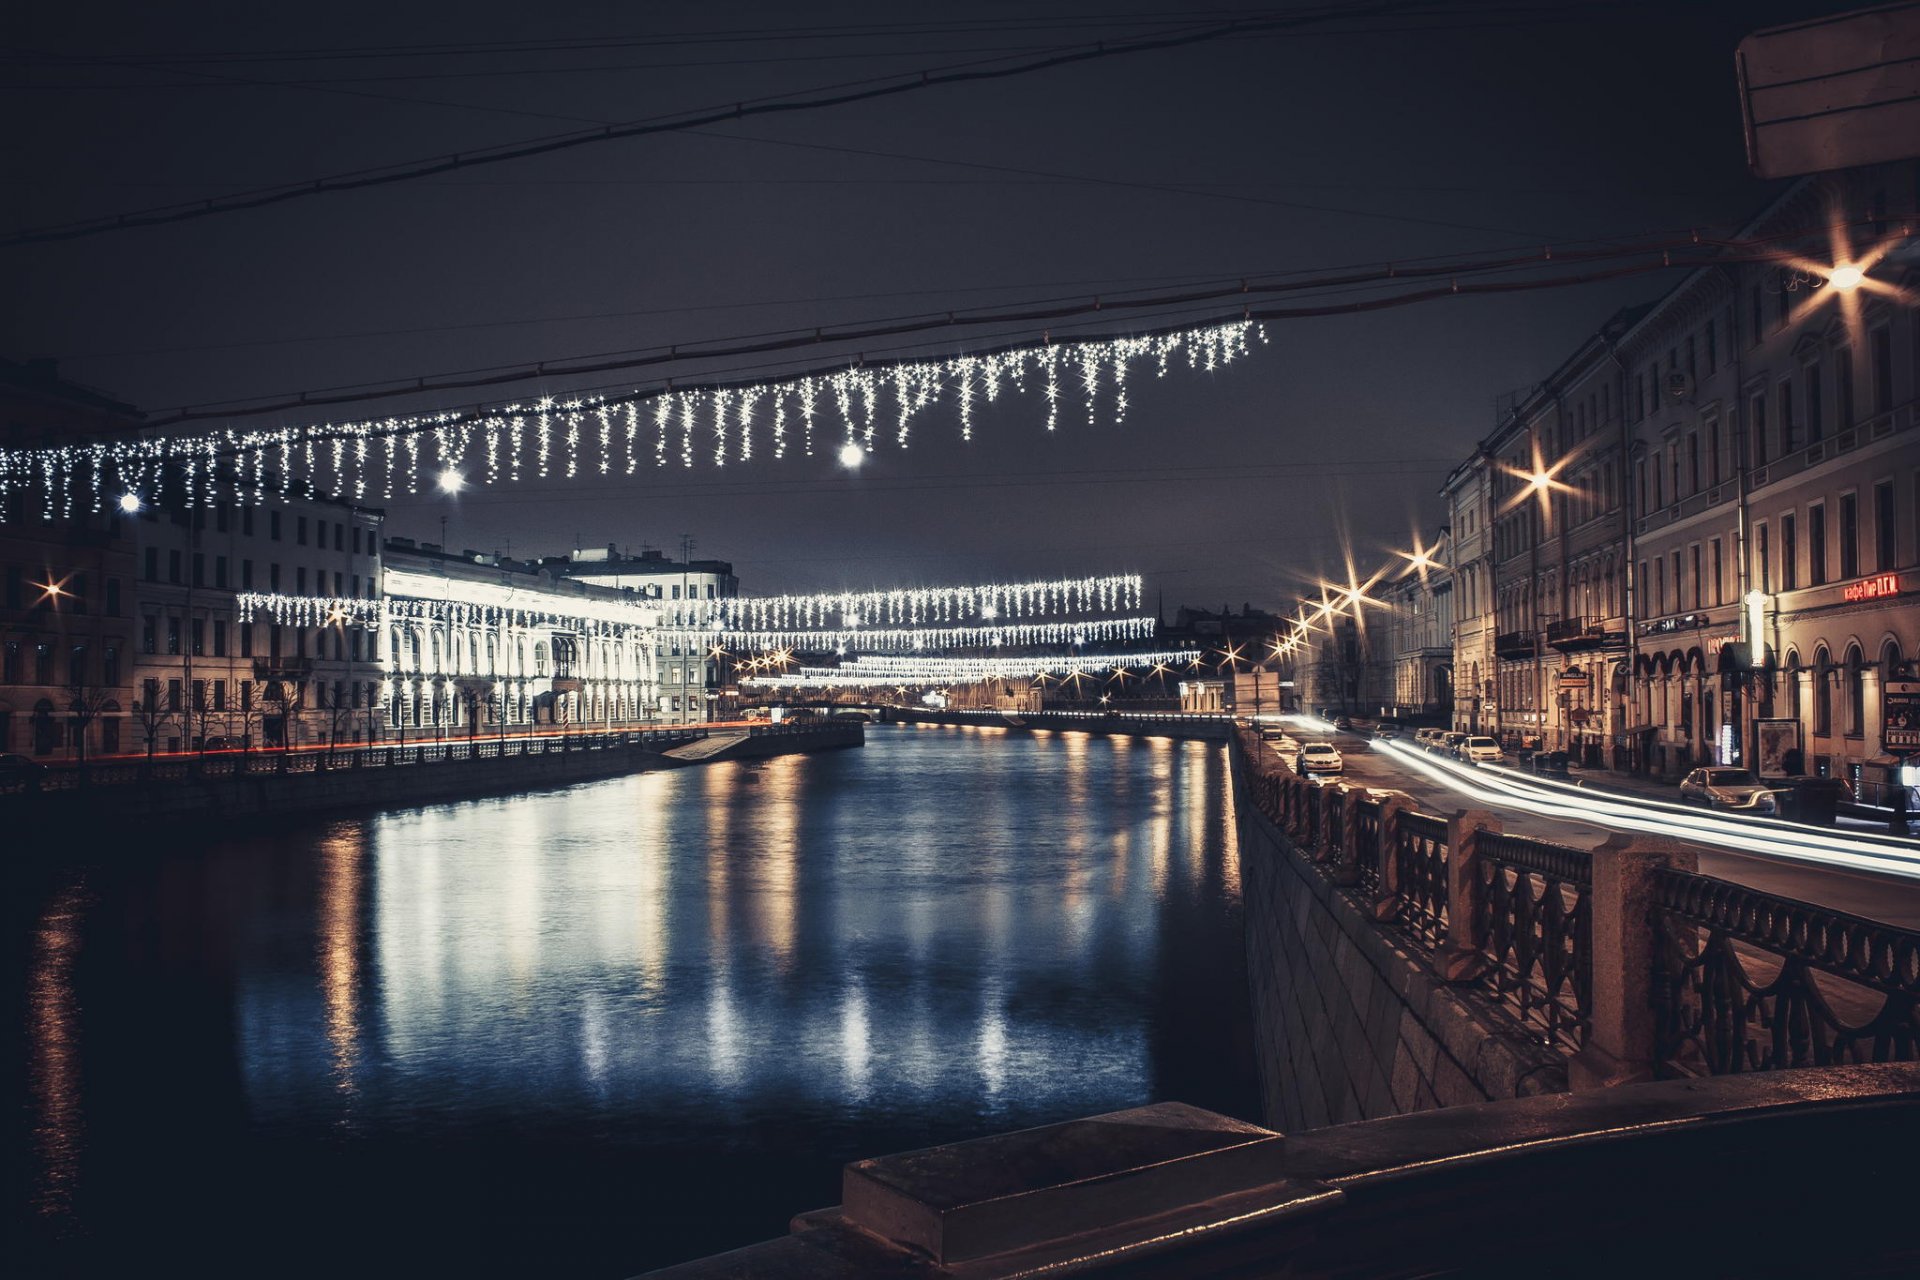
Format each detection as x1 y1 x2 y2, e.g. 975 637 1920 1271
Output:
1437 809 1501 982
1371 794 1404 921
1569 833 1696 1090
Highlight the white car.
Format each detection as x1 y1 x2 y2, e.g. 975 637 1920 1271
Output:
1460 735 1504 765
1678 768 1780 815
1297 742 1344 775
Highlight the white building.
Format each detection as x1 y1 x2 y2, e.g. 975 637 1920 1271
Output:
558 544 739 725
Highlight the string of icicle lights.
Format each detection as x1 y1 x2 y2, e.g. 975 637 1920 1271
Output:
0 322 1261 517
234 589 1156 651
743 649 1211 686
668 574 1140 630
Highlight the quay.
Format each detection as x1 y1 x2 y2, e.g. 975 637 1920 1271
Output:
0 718 862 841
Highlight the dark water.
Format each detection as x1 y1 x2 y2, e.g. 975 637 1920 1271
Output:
9 724 1255 1278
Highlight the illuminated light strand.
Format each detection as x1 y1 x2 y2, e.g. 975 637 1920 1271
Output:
672 616 1158 653
743 648 1210 686
0 323 1257 517
662 574 1143 632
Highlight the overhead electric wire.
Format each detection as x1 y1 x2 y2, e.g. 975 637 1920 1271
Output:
0 1 1449 248
127 218 1856 428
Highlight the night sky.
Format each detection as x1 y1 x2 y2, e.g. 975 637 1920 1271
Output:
0 1 1863 609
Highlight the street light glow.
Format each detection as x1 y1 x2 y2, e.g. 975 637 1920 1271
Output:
838 441 865 469
1827 263 1864 291
118 491 142 513
437 467 464 493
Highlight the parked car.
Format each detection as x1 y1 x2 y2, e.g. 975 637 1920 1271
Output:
1298 742 1344 775
0 752 47 778
1678 767 1779 815
1259 724 1289 741
1333 716 1353 731
1373 722 1402 739
1412 728 1441 749
1459 735 1504 765
1440 731 1468 757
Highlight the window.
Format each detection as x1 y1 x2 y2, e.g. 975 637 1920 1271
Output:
168 549 182 584
1671 551 1682 613
213 620 227 658
1836 347 1855 427
242 559 254 590
213 680 227 712
1706 416 1721 485
1636 457 1648 512
270 563 281 591
1845 646 1865 737
166 616 181 656
1870 326 1894 413
270 510 282 541
216 505 230 534
191 618 205 657
167 678 182 712
215 556 228 589
1805 362 1823 442
1750 394 1768 466
1808 503 1827 586
1687 433 1699 494
1653 558 1665 616
1839 492 1858 580
240 622 253 658
142 616 156 655
144 547 158 581
1876 479 1897 570
1781 514 1797 590
68 644 87 687
192 553 205 588
34 643 53 684
103 645 119 687
1778 379 1797 452
353 527 362 555
242 507 254 536
296 515 308 546
335 522 345 551
1710 538 1724 605
1691 544 1702 608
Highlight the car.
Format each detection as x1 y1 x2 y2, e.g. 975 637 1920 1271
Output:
1412 728 1439 749
1679 767 1779 815
1259 724 1289 741
1297 742 1344 775
0 753 47 780
1459 735 1504 765
1373 722 1401 740
1333 716 1353 731
1440 731 1468 757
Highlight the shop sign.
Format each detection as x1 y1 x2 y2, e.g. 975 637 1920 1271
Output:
1843 573 1902 603
1886 679 1920 753
1640 613 1712 636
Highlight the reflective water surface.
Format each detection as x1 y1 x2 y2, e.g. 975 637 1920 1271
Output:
11 725 1254 1277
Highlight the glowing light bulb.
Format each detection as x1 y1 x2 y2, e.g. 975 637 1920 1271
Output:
118 492 141 513
981 604 1000 620
437 467 464 493
1828 263 1864 291
837 441 865 469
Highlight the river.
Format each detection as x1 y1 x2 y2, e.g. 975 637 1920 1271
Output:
10 723 1255 1277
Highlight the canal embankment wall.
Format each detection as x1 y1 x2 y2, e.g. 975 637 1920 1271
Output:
882 707 1230 739
2 721 862 840
1228 734 1566 1132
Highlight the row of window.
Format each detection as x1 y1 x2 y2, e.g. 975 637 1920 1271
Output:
139 546 373 598
2 567 122 616
157 502 373 555
136 616 368 663
1 641 121 687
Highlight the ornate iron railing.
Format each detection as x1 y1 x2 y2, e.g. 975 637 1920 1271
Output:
1651 871 1920 1076
1473 832 1593 1050
1389 811 1451 950
1352 796 1382 894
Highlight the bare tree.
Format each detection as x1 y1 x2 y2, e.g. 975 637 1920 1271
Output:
233 679 264 758
65 681 115 776
186 681 222 755
320 680 358 763
131 680 173 763
265 677 309 770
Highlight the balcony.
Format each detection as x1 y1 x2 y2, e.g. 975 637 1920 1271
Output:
1545 616 1623 653
1494 630 1537 660
253 657 315 680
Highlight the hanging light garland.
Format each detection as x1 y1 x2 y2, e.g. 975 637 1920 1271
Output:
663 574 1142 631
670 616 1158 653
0 322 1261 518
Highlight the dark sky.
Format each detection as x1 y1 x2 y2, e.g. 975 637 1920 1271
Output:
0 1 1864 611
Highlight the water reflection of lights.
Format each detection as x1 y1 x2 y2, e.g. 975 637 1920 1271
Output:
317 829 365 1101
28 880 91 1222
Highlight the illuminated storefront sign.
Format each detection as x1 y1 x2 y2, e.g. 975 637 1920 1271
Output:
1842 573 1902 603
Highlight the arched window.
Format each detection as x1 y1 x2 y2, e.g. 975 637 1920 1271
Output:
1813 645 1833 737
1784 650 1801 720
1845 644 1865 737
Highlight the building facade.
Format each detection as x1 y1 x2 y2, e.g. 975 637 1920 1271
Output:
134 488 384 754
0 360 140 760
1441 159 1919 790
558 544 738 724
1376 528 1454 724
383 540 661 737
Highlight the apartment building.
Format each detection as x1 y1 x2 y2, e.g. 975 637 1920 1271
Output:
557 544 738 725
